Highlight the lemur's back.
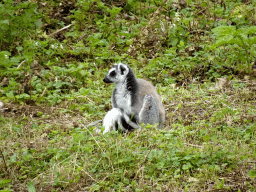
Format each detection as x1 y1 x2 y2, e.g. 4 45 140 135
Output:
132 79 165 127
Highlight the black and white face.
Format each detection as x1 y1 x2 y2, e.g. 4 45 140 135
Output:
103 63 129 84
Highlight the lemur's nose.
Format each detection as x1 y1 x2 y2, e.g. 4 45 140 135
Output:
103 77 112 83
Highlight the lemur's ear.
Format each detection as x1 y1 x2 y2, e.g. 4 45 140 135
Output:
120 64 127 75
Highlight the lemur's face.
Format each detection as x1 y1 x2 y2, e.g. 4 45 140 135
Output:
103 63 129 84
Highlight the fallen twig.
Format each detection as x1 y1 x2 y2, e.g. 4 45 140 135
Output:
86 120 102 128
0 147 10 176
184 143 203 148
49 24 73 37
41 87 47 97
17 60 26 69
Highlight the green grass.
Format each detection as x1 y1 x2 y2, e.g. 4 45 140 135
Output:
1 0 256 191
1 79 256 191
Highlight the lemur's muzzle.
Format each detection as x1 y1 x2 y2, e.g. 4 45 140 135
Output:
103 77 112 83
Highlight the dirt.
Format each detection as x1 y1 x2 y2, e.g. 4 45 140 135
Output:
204 163 256 192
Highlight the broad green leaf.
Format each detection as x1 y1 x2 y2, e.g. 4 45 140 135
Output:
35 19 42 28
27 182 36 192
1 20 9 25
248 170 256 178
6 91 14 99
213 35 234 47
248 36 256 46
0 179 11 187
212 26 236 37
236 29 248 40
16 46 23 52
246 26 256 35
227 38 242 46
182 162 192 170
0 189 13 192
171 38 179 47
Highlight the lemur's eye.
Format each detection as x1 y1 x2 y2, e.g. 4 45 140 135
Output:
110 71 116 77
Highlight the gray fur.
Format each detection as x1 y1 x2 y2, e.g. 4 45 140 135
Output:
139 94 159 126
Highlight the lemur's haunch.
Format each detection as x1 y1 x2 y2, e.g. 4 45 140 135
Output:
102 63 165 133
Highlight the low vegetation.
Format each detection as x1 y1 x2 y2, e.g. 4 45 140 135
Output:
0 0 256 191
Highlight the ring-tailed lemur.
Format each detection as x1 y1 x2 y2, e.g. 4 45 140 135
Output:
102 63 165 133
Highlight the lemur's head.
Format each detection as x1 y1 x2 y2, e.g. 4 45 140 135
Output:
103 63 131 84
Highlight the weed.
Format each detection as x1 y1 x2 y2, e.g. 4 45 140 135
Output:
1 0 256 191
212 25 256 73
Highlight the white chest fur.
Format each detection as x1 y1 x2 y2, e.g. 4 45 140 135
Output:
114 82 132 114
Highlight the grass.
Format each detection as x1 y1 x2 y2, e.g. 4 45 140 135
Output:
1 0 256 191
1 78 256 191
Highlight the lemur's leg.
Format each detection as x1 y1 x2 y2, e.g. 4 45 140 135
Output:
103 108 123 134
121 95 160 130
139 94 159 126
121 113 140 131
